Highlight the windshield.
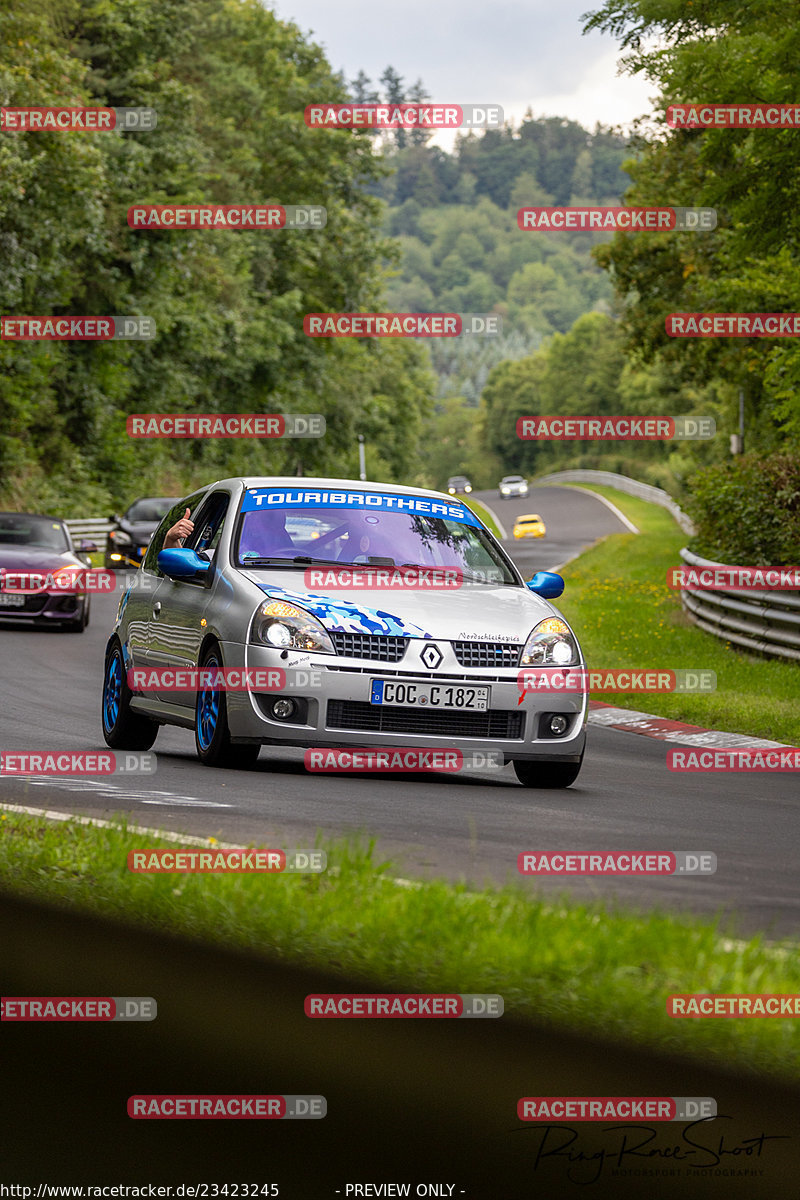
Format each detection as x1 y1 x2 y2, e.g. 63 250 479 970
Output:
125 498 177 523
0 514 69 552
235 489 518 585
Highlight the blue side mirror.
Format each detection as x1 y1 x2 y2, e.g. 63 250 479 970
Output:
526 571 564 599
157 548 211 580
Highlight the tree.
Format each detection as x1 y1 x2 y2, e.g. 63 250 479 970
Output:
584 0 800 450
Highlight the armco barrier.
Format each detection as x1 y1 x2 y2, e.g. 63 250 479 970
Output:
65 516 112 546
1 886 799 1196
534 468 695 534
533 472 800 660
679 547 800 662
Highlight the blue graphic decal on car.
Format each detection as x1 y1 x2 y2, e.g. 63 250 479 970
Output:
250 583 433 638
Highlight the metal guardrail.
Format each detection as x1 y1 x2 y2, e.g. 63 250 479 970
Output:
64 517 112 545
534 468 695 534
679 547 800 662
533 471 799 661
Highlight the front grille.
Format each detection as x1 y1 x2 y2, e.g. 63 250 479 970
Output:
452 640 522 669
326 700 524 739
326 665 518 683
331 632 407 662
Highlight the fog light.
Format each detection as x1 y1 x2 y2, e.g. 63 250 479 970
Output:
549 714 568 736
272 698 296 720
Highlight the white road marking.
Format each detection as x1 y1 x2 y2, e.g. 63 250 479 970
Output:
0 800 240 846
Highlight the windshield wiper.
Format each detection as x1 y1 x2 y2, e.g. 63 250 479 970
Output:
240 555 348 568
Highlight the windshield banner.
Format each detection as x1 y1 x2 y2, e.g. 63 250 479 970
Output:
241 489 482 525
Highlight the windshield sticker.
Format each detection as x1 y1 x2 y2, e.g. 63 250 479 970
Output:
241 488 480 526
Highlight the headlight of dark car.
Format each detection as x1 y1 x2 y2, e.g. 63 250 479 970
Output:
250 600 335 653
109 530 132 545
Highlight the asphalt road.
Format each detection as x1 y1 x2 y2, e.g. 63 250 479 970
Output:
471 482 632 573
1 485 796 936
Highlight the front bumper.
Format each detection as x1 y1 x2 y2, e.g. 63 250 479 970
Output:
0 592 88 624
220 639 587 762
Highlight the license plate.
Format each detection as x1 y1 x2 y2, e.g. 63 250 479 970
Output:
370 679 490 711
0 593 25 607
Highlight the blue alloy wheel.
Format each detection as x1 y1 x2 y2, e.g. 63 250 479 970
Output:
194 644 260 768
103 650 122 732
197 654 221 751
101 638 158 751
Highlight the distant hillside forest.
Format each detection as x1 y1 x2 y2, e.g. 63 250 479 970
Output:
3 6 796 522
367 96 632 404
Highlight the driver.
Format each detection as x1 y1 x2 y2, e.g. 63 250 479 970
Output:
237 509 294 560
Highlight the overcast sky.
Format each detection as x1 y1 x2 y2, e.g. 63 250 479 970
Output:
271 0 658 145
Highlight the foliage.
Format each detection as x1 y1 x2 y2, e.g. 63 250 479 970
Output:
584 0 800 452
683 454 800 565
0 0 433 510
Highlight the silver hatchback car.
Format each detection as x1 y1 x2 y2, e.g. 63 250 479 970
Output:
102 477 587 787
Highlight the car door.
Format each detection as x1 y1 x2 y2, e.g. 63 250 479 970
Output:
147 490 233 706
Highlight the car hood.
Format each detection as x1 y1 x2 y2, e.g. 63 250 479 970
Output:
0 546 78 573
120 521 159 540
240 572 561 640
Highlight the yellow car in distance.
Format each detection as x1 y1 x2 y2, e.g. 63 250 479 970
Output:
513 513 546 539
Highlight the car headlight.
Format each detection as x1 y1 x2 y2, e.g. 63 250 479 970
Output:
448 487 456 494
250 600 335 654
48 566 87 594
501 488 509 494
109 530 132 545
465 485 472 492
521 617 579 666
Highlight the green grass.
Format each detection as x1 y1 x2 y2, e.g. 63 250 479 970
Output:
462 495 502 539
1 810 798 1081
553 484 800 745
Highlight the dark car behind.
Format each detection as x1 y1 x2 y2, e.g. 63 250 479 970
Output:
105 497 179 569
